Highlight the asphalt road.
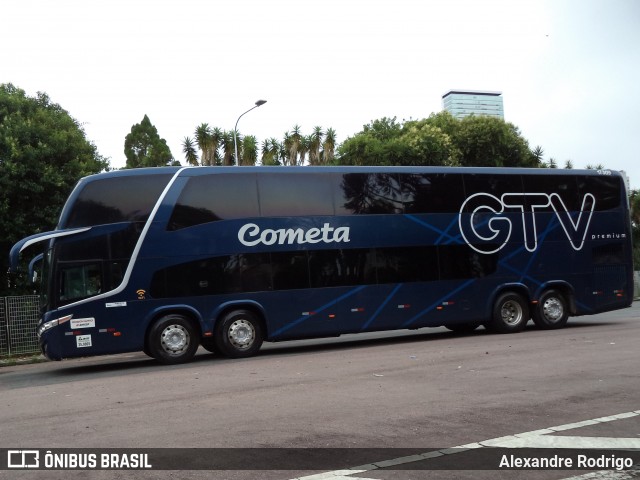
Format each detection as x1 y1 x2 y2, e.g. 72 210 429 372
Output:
1 302 639 480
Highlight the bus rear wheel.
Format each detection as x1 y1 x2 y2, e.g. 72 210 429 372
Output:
486 292 529 333
148 314 199 364
215 310 263 358
532 290 569 330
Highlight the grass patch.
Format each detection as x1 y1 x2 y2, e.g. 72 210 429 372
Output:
0 353 47 367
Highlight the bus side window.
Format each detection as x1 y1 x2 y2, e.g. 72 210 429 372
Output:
58 263 102 303
259 174 334 217
401 173 465 214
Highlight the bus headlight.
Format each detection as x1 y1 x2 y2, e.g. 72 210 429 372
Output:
37 315 73 338
37 319 58 337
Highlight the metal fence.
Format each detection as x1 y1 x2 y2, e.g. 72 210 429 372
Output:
0 295 40 357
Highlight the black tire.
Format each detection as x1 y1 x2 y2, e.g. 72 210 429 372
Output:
532 289 569 330
147 314 199 364
200 337 216 354
445 322 480 333
214 309 263 358
487 292 529 333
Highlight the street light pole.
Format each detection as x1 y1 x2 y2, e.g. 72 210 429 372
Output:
234 99 267 166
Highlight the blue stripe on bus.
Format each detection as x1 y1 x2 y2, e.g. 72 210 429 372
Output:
361 284 403 331
402 278 476 328
271 285 368 337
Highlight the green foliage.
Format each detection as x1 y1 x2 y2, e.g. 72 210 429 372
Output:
336 112 537 168
240 135 258 166
124 115 176 168
453 115 538 168
337 117 408 166
182 136 198 166
0 83 109 295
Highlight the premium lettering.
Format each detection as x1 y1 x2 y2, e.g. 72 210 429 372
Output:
238 223 351 247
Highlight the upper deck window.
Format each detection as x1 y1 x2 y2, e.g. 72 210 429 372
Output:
168 174 260 230
62 174 172 228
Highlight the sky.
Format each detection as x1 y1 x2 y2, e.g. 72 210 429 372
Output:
1 0 639 188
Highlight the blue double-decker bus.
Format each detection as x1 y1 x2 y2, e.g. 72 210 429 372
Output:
9 166 634 364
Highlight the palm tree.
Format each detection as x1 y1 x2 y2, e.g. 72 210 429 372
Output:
322 128 337 165
308 126 324 166
210 127 223 166
276 138 287 165
182 136 199 166
261 138 281 165
532 145 544 166
298 135 310 166
286 125 302 166
241 135 258 166
194 123 213 166
221 130 236 166
564 160 574 169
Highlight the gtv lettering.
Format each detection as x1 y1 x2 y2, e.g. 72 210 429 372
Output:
459 192 595 254
238 223 351 247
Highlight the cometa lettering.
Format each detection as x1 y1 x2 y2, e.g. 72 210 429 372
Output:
238 223 351 247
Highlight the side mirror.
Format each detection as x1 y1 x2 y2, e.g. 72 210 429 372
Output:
28 253 44 284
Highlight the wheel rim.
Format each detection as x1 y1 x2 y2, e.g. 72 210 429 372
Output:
160 324 190 356
227 319 255 350
542 297 564 323
501 300 523 326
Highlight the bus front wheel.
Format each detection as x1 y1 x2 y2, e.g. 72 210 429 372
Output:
532 290 569 330
148 314 199 364
486 292 529 333
215 310 264 358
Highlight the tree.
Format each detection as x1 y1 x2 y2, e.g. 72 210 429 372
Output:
532 145 545 164
0 83 109 295
221 130 236 166
284 125 303 166
182 136 198 166
124 115 176 168
308 126 323 166
261 138 281 166
337 114 537 168
453 115 538 168
322 128 337 165
194 123 213 166
240 135 258 166
586 163 605 170
337 117 406 166
338 116 459 167
399 121 460 166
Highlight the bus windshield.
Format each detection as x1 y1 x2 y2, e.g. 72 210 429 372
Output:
46 171 174 308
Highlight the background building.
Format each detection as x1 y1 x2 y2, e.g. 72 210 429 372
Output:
442 90 504 119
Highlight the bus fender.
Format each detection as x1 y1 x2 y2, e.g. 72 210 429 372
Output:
210 300 268 336
487 283 531 317
533 281 576 314
143 304 205 336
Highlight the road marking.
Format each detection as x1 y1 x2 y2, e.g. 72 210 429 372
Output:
290 410 640 480
563 470 639 480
